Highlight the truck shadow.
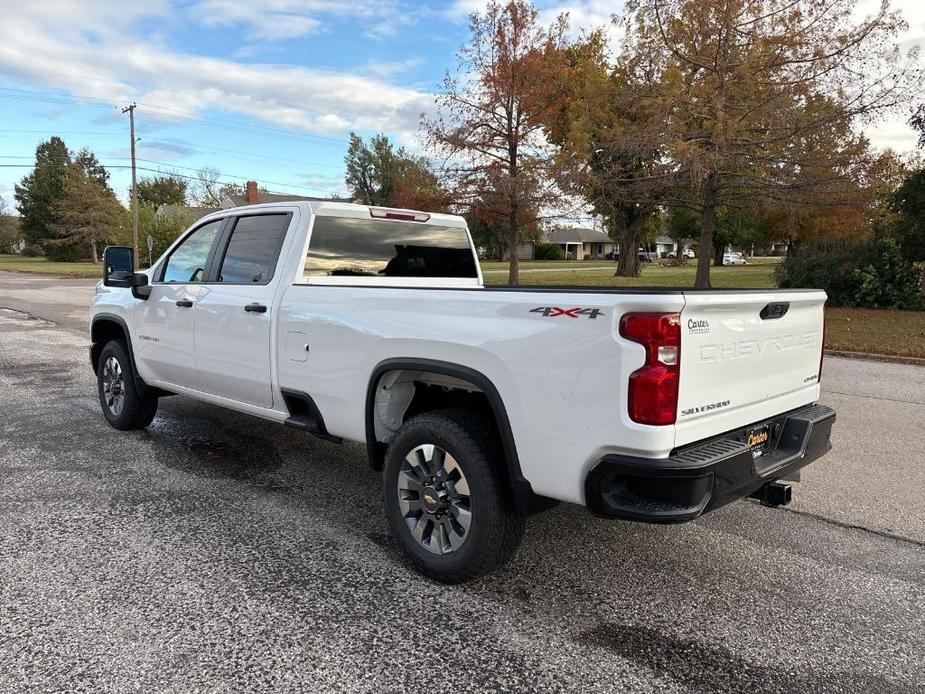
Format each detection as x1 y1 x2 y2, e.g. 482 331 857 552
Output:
581 622 917 694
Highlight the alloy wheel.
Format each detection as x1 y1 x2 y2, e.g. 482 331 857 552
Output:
397 443 472 555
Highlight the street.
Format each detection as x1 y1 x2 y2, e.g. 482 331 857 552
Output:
1 271 924 693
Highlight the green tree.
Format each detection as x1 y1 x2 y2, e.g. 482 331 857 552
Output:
138 203 194 266
14 136 71 253
49 164 125 263
137 173 188 207
889 168 925 263
0 194 21 252
74 148 110 187
344 132 448 210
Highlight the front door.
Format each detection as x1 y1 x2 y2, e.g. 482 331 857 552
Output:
193 212 294 408
134 218 225 387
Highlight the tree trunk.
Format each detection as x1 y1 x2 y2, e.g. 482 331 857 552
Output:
90 239 99 264
694 176 717 288
615 215 644 277
507 203 519 287
713 241 725 267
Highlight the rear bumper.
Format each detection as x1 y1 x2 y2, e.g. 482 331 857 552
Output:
584 403 835 522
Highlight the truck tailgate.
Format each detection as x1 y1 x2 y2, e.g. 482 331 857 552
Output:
675 290 826 447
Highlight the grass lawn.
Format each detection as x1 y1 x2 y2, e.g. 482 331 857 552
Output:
483 260 780 288
0 255 102 278
3 253 921 359
824 307 925 360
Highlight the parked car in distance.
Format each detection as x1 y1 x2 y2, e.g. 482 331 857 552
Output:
608 248 654 262
90 201 834 583
667 249 695 259
723 252 747 265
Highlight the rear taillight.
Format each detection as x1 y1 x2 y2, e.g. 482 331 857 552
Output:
620 313 681 426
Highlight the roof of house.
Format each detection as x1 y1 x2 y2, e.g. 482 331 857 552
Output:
222 191 339 208
155 204 217 222
544 227 613 244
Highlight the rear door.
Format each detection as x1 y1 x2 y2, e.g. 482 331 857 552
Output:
193 211 294 408
675 290 826 446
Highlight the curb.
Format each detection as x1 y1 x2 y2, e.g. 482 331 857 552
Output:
825 349 925 367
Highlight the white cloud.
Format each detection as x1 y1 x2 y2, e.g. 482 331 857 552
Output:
361 57 425 78
0 2 434 140
189 0 405 41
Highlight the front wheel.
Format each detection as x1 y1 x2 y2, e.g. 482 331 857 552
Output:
383 410 525 583
97 340 158 430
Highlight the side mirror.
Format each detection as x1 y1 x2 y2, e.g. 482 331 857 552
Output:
103 246 134 287
103 246 151 300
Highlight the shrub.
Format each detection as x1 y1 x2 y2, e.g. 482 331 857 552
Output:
533 242 565 261
775 236 923 310
20 244 43 257
43 241 81 262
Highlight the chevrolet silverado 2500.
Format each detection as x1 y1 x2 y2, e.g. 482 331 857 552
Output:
91 202 835 582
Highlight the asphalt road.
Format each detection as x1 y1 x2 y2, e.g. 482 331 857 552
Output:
1 271 924 693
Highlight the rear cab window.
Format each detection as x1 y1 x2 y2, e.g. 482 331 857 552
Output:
302 213 480 286
215 213 290 284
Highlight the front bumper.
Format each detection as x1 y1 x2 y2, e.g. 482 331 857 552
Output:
585 404 836 522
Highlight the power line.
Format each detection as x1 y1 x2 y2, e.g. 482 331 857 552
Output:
0 162 341 197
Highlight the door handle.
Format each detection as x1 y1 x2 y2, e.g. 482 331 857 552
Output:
176 299 193 307
244 303 268 313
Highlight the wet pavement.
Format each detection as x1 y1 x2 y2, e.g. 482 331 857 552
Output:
1 274 924 693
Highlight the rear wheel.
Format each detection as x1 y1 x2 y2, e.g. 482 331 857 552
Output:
383 410 525 583
96 340 158 430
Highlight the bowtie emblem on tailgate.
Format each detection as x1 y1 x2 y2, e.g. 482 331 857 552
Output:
530 307 604 319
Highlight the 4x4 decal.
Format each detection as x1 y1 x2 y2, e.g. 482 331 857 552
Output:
530 307 604 319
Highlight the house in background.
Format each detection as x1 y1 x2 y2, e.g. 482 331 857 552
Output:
543 228 615 260
155 204 217 223
768 240 789 256
156 180 343 223
654 235 695 257
220 180 339 208
0 214 24 254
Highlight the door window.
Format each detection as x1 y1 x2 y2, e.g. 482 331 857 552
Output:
216 214 290 284
161 219 223 283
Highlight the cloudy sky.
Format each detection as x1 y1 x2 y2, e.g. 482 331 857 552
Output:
0 0 922 207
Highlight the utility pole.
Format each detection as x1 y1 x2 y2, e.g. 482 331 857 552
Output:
121 102 139 262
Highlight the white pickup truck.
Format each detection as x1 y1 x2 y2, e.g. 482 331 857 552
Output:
91 201 835 582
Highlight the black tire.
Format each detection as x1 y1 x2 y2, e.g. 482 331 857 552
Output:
96 340 158 430
383 409 526 583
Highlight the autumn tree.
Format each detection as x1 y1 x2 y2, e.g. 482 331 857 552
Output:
137 173 188 207
621 0 920 287
425 0 566 285
544 30 669 277
49 164 125 263
466 185 541 260
344 132 451 210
